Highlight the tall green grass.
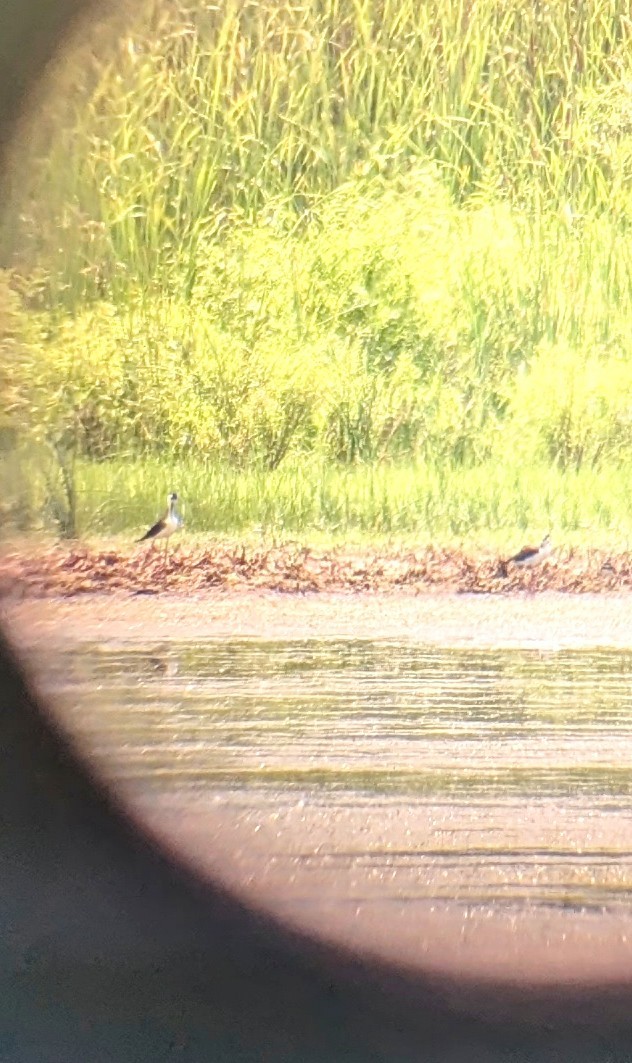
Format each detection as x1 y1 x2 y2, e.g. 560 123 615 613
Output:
3 0 632 542
4 0 632 307
6 181 632 473
2 450 630 549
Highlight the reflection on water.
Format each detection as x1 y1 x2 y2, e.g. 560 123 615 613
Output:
40 639 632 911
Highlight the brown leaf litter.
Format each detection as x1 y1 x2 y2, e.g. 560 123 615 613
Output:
0 541 630 598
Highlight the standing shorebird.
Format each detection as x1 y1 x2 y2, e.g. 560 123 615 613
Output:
498 534 552 579
137 492 183 559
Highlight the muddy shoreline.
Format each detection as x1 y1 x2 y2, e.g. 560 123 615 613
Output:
2 541 632 599
2 588 632 650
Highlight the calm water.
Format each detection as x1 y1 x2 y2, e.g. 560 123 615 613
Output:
40 638 632 911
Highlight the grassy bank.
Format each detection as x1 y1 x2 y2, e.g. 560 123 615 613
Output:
2 0 632 543
2 450 631 551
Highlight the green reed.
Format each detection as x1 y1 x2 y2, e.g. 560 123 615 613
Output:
2 448 631 550
3 0 632 544
3 0 632 308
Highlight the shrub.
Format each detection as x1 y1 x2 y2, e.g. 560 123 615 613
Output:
503 340 632 470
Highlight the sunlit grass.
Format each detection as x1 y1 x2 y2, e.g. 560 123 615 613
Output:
4 0 632 308
2 451 631 552
3 0 632 550
6 185 632 484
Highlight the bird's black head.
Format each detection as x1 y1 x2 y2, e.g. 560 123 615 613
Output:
169 492 178 503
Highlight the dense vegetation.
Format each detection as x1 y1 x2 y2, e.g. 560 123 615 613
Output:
2 0 632 542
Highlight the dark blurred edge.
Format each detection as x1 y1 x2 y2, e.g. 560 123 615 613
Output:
1 1 632 1059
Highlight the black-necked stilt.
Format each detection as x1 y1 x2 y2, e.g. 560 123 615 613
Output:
498 534 552 578
137 492 183 557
